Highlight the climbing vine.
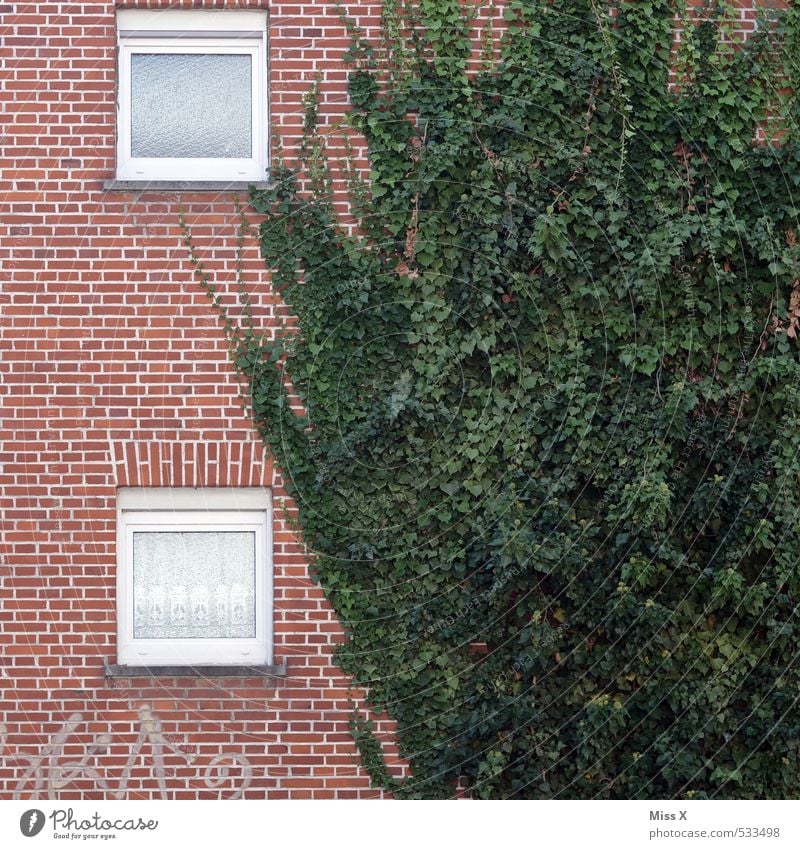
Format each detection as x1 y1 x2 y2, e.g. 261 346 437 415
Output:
197 0 800 797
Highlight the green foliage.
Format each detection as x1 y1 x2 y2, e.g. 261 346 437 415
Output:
220 0 800 797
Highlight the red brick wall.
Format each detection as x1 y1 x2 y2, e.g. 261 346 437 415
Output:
0 0 410 800
0 0 770 800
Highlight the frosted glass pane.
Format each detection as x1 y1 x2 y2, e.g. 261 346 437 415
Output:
133 531 256 639
131 53 252 158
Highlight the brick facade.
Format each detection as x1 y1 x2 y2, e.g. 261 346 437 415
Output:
0 0 410 800
0 0 768 800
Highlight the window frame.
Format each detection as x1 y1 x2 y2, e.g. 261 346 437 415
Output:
116 488 273 667
114 10 269 183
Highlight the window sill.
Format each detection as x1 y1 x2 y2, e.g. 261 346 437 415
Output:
102 180 274 193
103 659 287 678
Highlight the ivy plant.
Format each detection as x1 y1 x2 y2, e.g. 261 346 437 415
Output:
198 0 800 798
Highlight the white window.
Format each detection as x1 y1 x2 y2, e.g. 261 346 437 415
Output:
115 9 268 183
117 488 273 667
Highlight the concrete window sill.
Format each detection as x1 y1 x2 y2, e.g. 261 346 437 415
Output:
103 659 287 678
